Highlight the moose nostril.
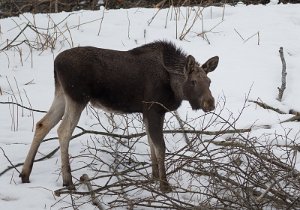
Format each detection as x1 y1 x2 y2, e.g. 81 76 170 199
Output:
203 98 215 111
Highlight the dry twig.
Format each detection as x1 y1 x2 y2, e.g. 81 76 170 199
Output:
277 47 287 101
80 174 105 210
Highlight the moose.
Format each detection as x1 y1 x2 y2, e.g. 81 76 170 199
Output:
20 41 219 193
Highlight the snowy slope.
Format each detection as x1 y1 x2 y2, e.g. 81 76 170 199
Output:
0 3 300 209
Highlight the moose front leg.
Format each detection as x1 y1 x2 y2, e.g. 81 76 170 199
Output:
144 111 172 193
147 134 159 179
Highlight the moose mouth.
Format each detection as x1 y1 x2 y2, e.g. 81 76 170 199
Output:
202 106 215 112
190 100 202 111
190 100 215 112
201 100 215 112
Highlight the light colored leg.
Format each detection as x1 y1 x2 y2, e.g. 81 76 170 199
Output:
154 141 171 193
145 120 159 179
57 96 85 189
144 111 172 193
20 92 65 183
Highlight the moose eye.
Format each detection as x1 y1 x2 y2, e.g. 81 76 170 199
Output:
191 80 196 86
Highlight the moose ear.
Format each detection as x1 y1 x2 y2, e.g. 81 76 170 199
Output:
202 56 219 74
184 55 196 77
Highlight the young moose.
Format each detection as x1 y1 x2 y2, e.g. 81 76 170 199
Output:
20 41 219 193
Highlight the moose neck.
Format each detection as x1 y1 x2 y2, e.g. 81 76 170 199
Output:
169 73 186 101
160 44 188 102
133 41 189 102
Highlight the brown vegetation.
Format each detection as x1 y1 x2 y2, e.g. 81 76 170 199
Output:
7 0 300 19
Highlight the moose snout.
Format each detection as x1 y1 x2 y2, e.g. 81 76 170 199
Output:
201 97 215 112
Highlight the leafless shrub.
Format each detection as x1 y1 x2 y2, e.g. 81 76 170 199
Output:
0 93 299 209
0 13 83 74
148 5 224 42
0 13 75 57
49 97 300 210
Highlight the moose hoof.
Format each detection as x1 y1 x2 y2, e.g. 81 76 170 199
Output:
160 182 172 193
19 173 30 183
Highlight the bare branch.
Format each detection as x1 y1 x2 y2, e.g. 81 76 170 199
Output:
248 99 286 114
80 174 105 210
277 47 287 101
0 147 21 175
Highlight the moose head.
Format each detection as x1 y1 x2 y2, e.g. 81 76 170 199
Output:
183 55 219 112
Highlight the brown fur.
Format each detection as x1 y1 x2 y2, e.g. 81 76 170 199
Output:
20 41 219 192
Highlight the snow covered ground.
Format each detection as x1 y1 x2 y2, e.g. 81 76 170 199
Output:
0 2 300 209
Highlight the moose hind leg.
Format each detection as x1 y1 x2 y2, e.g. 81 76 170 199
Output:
20 93 65 183
57 97 86 189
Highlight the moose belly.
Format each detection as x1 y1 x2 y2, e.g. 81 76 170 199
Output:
90 100 123 113
90 99 142 114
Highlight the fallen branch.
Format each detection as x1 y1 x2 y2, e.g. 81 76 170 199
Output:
0 146 59 176
53 132 300 209
248 99 286 114
0 146 21 175
283 110 300 122
0 126 251 177
248 99 300 123
280 115 300 123
1 103 299 209
80 174 105 210
277 47 287 101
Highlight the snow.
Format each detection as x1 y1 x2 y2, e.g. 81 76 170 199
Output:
1 3 300 209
